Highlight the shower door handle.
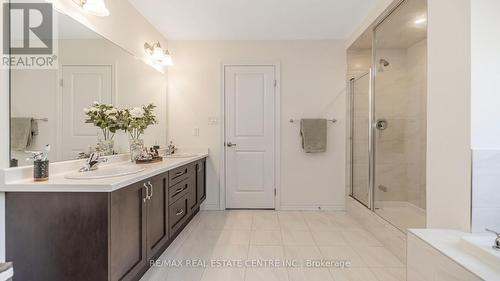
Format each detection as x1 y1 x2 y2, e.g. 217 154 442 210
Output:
376 119 388 131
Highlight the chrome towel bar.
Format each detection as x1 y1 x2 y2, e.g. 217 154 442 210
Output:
289 118 337 124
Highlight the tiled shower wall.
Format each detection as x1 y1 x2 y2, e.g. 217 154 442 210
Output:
347 39 427 209
472 149 500 233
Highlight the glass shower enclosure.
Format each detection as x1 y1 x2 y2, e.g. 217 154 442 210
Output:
347 0 427 232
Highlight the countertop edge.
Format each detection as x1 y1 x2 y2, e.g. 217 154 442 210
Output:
0 154 208 193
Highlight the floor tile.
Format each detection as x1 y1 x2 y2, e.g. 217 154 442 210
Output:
319 246 366 268
245 268 289 281
139 210 405 281
311 231 348 246
281 229 316 246
250 230 283 245
216 229 251 245
283 245 323 261
353 246 404 268
253 211 280 230
330 267 379 281
287 268 334 281
200 268 245 281
248 245 286 260
210 244 249 260
341 229 383 247
371 267 406 281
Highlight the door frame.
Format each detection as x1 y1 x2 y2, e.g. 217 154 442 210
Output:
219 61 281 210
56 64 115 161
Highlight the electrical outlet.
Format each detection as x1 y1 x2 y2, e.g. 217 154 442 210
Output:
193 128 200 136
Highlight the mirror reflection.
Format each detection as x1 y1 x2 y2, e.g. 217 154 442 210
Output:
10 12 167 167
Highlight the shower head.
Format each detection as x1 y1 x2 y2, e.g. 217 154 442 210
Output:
378 59 390 72
379 59 390 67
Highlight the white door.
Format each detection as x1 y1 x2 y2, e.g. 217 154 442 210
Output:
225 65 276 209
61 65 113 159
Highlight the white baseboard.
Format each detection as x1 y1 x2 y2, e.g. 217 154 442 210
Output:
200 202 222 211
279 203 345 211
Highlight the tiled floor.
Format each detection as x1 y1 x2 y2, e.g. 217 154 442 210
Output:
141 210 406 281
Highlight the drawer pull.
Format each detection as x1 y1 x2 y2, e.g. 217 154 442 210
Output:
174 170 186 177
173 184 188 196
176 209 184 216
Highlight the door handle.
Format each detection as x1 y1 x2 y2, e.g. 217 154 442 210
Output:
226 142 236 147
148 182 153 199
143 183 148 203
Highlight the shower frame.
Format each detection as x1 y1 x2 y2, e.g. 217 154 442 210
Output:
347 0 408 212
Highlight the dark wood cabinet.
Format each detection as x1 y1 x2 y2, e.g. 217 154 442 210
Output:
196 159 206 203
110 182 147 281
6 157 207 281
146 174 170 260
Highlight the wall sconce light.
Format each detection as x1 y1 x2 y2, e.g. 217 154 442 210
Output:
144 42 173 66
73 0 110 17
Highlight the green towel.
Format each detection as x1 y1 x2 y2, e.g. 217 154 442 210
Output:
11 117 38 151
300 119 327 153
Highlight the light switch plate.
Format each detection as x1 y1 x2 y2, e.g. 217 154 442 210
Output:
208 117 218 125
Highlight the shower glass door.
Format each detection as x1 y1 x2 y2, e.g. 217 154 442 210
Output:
373 0 427 231
350 74 370 206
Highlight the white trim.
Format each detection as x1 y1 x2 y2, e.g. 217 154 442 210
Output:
219 61 281 210
200 203 220 211
280 204 346 211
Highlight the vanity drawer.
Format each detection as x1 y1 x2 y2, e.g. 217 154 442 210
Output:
168 164 193 187
168 178 190 205
169 195 189 236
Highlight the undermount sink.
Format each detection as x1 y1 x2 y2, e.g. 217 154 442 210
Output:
163 153 198 158
460 236 500 268
65 165 146 180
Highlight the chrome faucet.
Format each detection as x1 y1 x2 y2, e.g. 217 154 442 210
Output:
79 152 108 172
165 141 178 155
485 229 500 251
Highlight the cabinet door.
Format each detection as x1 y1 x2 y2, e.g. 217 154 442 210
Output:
187 170 198 213
197 160 206 203
110 182 147 281
146 174 170 259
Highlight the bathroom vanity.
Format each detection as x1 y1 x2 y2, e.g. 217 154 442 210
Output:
1 154 207 281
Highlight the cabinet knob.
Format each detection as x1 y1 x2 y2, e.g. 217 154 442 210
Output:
176 209 184 216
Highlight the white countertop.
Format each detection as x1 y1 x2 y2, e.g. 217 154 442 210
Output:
0 152 208 193
409 229 500 281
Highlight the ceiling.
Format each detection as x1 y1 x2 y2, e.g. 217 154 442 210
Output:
128 0 376 40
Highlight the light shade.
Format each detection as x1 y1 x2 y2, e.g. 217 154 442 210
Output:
144 42 174 66
81 0 110 17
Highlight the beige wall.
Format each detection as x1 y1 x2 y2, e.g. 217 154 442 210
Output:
426 0 471 231
167 40 347 210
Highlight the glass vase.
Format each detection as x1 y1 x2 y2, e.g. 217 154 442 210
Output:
97 130 114 156
128 136 144 161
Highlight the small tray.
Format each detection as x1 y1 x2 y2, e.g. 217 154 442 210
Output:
135 157 163 164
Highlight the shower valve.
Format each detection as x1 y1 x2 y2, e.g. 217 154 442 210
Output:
376 119 388 130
